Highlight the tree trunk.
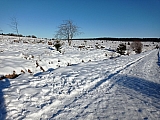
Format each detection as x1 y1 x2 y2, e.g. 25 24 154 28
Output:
67 35 72 46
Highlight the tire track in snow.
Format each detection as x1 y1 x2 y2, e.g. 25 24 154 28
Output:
26 50 155 119
66 49 160 120
51 50 159 119
88 50 156 93
116 50 160 109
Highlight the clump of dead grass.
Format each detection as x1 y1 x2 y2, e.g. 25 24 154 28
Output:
0 71 20 80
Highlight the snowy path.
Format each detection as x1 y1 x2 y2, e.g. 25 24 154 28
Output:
48 49 160 120
2 49 160 119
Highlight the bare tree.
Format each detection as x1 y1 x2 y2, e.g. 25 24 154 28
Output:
130 41 143 54
55 20 81 46
9 17 20 40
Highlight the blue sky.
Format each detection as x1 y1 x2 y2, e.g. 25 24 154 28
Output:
0 0 160 38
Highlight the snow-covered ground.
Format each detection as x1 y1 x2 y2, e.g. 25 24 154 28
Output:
0 35 160 119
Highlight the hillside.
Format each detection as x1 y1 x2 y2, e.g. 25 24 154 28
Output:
0 35 160 119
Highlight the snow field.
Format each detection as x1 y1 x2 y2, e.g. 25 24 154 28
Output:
2 50 157 119
0 36 121 76
0 35 158 76
0 35 160 119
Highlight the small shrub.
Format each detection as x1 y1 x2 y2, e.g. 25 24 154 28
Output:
130 41 143 54
67 63 71 66
36 61 39 67
31 35 37 38
48 41 53 45
0 75 5 80
26 35 31 38
21 70 25 73
95 44 100 49
78 45 85 50
40 66 45 72
116 43 126 55
78 46 85 48
101 46 105 49
156 45 159 49
28 69 32 73
14 40 19 43
54 40 62 52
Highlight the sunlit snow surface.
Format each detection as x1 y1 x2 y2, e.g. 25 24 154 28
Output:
0 36 160 120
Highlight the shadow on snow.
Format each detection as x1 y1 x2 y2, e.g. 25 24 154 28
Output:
0 78 10 120
157 49 160 66
50 74 160 119
34 68 54 77
117 75 160 109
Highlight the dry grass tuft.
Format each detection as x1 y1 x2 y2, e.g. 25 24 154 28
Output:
0 71 20 80
28 69 32 73
48 41 53 45
21 70 25 73
40 66 45 72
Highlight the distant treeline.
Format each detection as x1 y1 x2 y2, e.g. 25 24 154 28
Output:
1 33 159 42
72 38 160 42
0 33 37 38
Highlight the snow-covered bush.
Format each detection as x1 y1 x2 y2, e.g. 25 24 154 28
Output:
130 41 143 54
155 44 159 49
116 43 126 55
48 41 53 45
31 35 37 38
54 40 63 52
